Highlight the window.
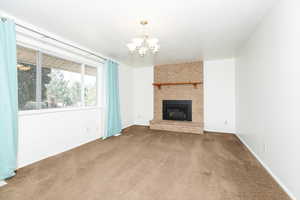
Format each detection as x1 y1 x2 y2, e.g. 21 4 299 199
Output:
84 65 97 106
17 46 38 110
42 54 82 109
17 45 98 111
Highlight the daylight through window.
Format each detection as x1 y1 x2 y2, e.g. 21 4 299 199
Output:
84 65 97 106
17 45 98 111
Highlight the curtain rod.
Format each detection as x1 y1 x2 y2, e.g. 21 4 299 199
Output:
1 17 107 62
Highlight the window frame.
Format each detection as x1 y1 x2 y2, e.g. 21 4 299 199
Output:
17 43 101 115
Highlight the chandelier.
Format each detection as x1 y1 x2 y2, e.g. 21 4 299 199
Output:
127 20 160 56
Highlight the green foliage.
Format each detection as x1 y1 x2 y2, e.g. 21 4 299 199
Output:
45 69 81 107
18 65 96 110
84 85 97 106
17 63 51 110
17 63 36 110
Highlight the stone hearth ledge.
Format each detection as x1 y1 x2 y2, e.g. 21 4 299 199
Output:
150 120 203 134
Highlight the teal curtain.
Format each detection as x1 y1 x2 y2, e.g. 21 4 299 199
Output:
103 60 122 139
0 19 18 180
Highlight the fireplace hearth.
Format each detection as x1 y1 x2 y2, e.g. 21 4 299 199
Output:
163 100 192 121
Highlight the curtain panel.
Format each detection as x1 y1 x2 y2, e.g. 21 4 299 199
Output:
103 60 122 139
0 19 18 180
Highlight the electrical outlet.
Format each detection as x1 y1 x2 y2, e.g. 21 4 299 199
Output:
224 120 228 125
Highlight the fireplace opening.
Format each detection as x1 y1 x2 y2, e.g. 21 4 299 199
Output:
163 100 192 121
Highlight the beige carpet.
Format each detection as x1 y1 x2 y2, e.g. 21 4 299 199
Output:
0 126 290 200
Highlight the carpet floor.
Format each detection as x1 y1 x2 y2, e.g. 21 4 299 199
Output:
0 126 290 200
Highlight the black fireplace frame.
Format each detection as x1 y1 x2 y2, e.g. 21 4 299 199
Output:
162 100 192 121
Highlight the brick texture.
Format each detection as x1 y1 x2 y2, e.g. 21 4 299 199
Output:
150 61 204 134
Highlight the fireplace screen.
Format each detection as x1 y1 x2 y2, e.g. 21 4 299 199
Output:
163 100 192 121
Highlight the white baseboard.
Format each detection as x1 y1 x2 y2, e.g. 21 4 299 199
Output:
237 135 296 200
204 129 236 134
134 120 150 126
122 122 135 129
204 127 236 134
0 181 7 187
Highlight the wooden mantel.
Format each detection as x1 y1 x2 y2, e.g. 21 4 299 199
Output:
153 81 203 89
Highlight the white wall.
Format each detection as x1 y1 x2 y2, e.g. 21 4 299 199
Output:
236 0 300 199
133 66 154 125
119 64 135 128
18 108 102 168
204 59 236 133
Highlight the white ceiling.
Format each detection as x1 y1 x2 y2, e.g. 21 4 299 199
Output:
0 0 277 66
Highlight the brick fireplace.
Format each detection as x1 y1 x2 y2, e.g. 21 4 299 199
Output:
150 61 204 134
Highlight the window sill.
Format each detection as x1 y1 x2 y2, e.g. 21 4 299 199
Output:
18 106 102 116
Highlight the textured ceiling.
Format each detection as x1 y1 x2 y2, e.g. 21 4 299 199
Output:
1 0 277 66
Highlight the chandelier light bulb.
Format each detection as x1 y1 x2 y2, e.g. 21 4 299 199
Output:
147 38 159 49
127 43 136 52
152 44 160 54
132 38 143 47
138 47 148 56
